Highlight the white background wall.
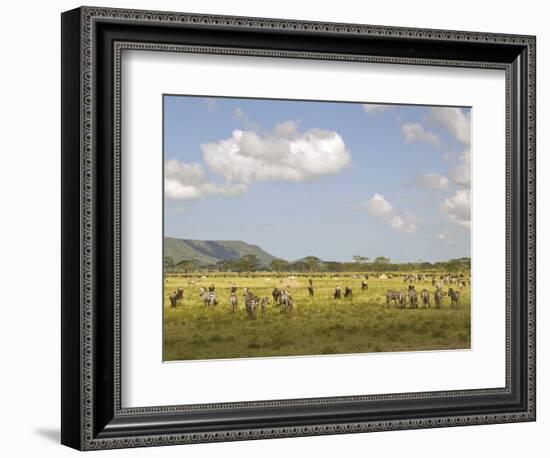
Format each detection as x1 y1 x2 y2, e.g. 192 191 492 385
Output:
0 0 545 456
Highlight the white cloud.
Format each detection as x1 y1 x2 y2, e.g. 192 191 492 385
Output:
164 159 247 200
442 189 471 229
365 193 419 233
362 104 391 114
429 107 471 145
401 122 440 147
201 126 351 184
233 107 260 131
449 148 471 187
417 173 449 190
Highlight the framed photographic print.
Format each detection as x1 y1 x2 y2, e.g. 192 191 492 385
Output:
61 6 536 450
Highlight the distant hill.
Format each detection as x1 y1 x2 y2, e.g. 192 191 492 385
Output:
164 237 278 267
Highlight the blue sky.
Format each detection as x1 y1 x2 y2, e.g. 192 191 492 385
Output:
164 95 471 263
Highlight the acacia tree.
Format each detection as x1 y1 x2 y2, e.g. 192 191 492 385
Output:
302 256 322 273
270 258 290 272
240 254 261 272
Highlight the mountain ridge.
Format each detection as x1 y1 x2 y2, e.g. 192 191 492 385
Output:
164 237 278 267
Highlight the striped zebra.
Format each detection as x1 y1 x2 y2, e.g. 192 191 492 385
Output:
397 289 406 308
176 287 184 300
448 288 461 309
386 290 399 307
199 287 206 298
421 289 430 308
279 290 294 316
204 291 218 307
169 292 178 308
244 290 258 319
434 287 445 309
408 286 418 308
334 286 342 299
230 292 238 313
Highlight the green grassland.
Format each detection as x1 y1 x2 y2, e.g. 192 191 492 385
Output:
163 273 470 361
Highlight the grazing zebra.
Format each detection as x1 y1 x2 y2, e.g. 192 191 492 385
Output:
244 290 258 319
386 290 399 307
408 286 418 308
204 291 218 307
361 280 368 291
421 289 430 308
176 287 184 300
334 286 342 299
230 292 238 313
434 288 445 309
199 287 206 298
260 296 269 318
448 288 461 309
307 285 315 297
208 284 216 292
344 286 353 298
169 292 178 308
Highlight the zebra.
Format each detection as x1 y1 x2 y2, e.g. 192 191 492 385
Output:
272 287 281 304
361 280 368 291
307 285 315 297
397 289 406 308
230 292 238 313
230 285 237 294
260 296 269 318
169 292 178 308
448 288 461 309
244 290 258 319
386 290 399 307
176 287 184 300
199 286 206 298
279 290 294 316
421 289 430 307
204 291 218 307
344 286 353 298
334 286 342 299
434 287 445 309
408 286 418 308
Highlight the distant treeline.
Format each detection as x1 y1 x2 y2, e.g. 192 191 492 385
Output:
164 254 471 274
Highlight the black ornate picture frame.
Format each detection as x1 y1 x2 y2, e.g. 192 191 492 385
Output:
61 6 536 450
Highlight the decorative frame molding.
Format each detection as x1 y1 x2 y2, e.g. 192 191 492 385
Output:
61 6 536 450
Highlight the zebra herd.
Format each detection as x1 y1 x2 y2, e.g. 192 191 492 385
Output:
167 274 466 318
386 285 461 309
168 284 294 320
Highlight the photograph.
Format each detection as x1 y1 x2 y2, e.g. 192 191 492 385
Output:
163 95 472 361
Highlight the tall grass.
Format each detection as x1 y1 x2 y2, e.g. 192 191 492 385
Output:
163 273 470 361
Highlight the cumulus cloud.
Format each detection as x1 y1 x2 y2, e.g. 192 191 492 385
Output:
201 126 351 184
449 148 471 187
417 173 449 190
365 193 419 233
362 104 391 114
164 159 247 200
442 189 471 229
401 122 440 147
233 107 260 131
429 107 471 145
